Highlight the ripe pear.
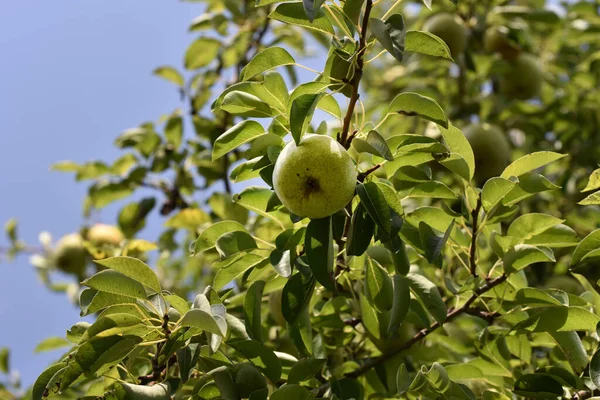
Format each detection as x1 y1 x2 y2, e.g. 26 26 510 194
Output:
268 290 287 327
54 233 87 276
463 123 511 185
87 224 124 246
273 134 357 219
498 53 542 100
423 13 467 58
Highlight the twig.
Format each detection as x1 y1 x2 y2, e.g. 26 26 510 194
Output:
344 274 508 379
357 164 381 182
470 196 482 277
339 0 373 148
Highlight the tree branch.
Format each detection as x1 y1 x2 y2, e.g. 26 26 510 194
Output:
339 0 373 148
470 196 482 277
344 273 508 379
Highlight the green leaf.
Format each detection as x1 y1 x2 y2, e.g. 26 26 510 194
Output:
153 66 184 87
165 114 183 149
572 228 600 266
269 3 335 35
34 337 71 353
79 289 137 317
590 347 600 387
347 202 375 256
357 182 391 237
234 186 287 228
270 384 315 400
81 313 145 341
33 363 67 400
550 331 588 373
438 124 475 181
388 275 410 334
352 130 394 161
500 151 566 179
359 292 380 339
504 245 555 273
120 382 170 399
305 217 334 290
370 15 405 62
164 294 190 315
215 231 258 258
407 181 457 199
407 273 447 324
583 168 600 192
481 177 518 212
94 257 161 293
194 221 248 253
388 92 448 128
507 213 564 242
492 5 560 24
515 288 565 307
515 306 600 333
82 270 147 299
228 339 282 383
214 254 269 291
180 309 226 336
302 0 325 23
523 224 579 248
220 91 272 117
0 348 8 373
290 93 323 144
418 220 454 268
343 0 364 24
184 37 221 69
288 358 326 384
502 173 560 206
514 374 563 398
365 257 394 311
244 280 265 343
241 47 296 81
405 30 453 60
579 191 600 205
282 273 315 324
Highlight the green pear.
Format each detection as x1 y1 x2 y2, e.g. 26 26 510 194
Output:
463 123 511 185
87 223 124 246
423 13 467 58
498 53 542 100
273 134 357 219
54 233 87 276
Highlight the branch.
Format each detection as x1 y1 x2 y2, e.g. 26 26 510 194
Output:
357 164 381 182
470 196 482 277
339 0 373 148
138 313 173 385
344 274 508 379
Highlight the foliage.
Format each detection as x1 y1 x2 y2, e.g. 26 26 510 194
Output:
3 0 600 399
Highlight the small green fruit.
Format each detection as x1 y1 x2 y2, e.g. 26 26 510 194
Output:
273 134 357 219
498 53 542 100
87 224 124 246
484 26 513 55
463 123 511 185
54 233 87 276
423 13 467 58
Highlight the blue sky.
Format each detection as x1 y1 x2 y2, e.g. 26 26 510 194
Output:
0 1 205 387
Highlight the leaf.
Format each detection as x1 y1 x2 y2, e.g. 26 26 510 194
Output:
370 15 405 62
94 257 161 293
165 114 183 149
513 374 563 398
418 220 454 268
515 288 565 307
507 213 564 242
551 331 588 373
407 273 447 324
583 168 600 192
305 217 335 290
502 173 560 206
184 37 221 69
515 306 600 333
500 151 567 179
359 292 380 339
343 0 364 24
228 339 282 383
388 275 410 334
215 231 258 258
579 191 600 205
492 5 560 24
269 3 335 35
194 221 248 253
302 0 325 22
407 181 457 199
33 363 67 400
34 337 71 353
180 309 226 336
438 124 475 181
347 202 375 256
234 186 287 228
504 245 555 273
590 348 600 387
270 384 315 400
0 348 8 373
357 182 391 237
221 91 272 117
388 92 448 128
214 254 269 290
153 66 184 87
290 93 323 144
481 177 518 212
572 229 600 266
241 47 296 81
282 273 316 324
351 130 394 161
212 120 265 161
365 257 394 311
244 280 265 343
288 358 326 384
524 224 579 248
82 270 147 299
405 30 453 60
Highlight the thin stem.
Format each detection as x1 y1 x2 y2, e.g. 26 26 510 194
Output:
381 0 404 21
470 196 482 277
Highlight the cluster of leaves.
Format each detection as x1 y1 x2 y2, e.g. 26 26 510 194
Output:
3 0 600 399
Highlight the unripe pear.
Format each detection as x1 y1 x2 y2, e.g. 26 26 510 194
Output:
54 233 87 276
423 13 467 58
463 123 511 185
498 53 542 100
87 224 124 246
483 26 516 58
272 134 357 219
